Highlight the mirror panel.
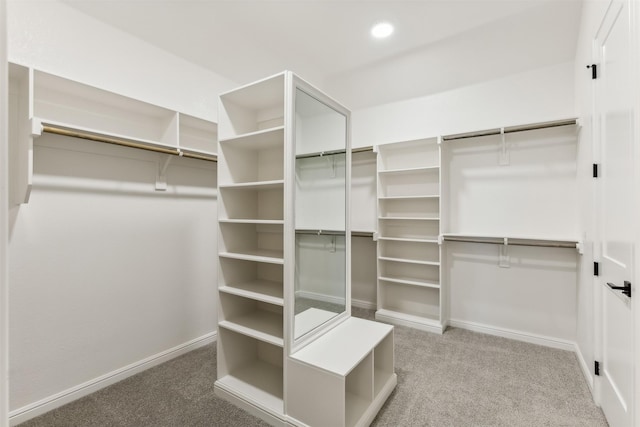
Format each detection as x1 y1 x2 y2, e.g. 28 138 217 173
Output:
293 88 347 339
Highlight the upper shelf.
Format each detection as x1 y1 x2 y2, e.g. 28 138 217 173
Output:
441 233 581 250
441 118 578 142
218 73 285 140
8 62 218 204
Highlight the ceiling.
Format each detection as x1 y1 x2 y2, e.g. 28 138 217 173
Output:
60 0 583 110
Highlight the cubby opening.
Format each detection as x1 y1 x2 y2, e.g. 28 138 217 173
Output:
378 169 439 198
219 186 284 221
219 258 283 305
218 74 285 139
374 334 394 396
34 71 178 147
379 197 439 219
345 353 374 427
218 222 283 262
217 328 284 413
379 260 440 286
178 113 218 154
218 128 284 184
378 218 440 240
219 292 283 346
379 282 441 322
379 240 440 264
378 139 439 170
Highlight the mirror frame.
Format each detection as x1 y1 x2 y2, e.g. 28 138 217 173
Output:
286 74 351 354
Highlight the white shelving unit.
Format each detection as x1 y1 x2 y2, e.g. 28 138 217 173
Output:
8 62 218 205
375 137 446 334
216 71 396 426
216 72 287 422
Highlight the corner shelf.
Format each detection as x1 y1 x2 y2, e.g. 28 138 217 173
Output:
376 137 446 334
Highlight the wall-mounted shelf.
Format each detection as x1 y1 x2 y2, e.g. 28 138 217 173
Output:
442 233 581 250
8 62 218 204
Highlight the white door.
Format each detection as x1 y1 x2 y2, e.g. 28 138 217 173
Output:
595 1 635 426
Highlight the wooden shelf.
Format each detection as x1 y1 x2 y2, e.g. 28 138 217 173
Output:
378 165 439 175
378 237 439 243
379 195 439 200
219 180 284 191
218 126 284 147
219 250 284 264
219 219 284 225
442 233 579 249
375 308 441 328
379 276 440 289
378 256 440 266
219 280 284 306
220 309 283 347
378 216 439 221
216 361 284 414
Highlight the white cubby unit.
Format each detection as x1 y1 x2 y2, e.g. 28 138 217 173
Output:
7 62 218 204
375 137 447 334
216 71 396 426
287 317 395 427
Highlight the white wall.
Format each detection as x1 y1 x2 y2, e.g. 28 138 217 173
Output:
1 0 10 425
6 0 227 422
7 0 238 121
352 61 575 148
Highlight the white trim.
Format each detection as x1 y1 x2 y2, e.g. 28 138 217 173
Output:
448 318 576 351
9 332 216 426
574 342 595 394
0 1 9 426
351 298 376 310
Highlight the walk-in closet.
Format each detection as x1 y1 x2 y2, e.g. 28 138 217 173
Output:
0 1 638 427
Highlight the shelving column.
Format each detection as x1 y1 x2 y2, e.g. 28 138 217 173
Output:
215 73 288 422
375 137 446 334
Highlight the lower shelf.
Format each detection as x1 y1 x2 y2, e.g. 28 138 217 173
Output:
216 360 284 415
346 392 370 427
375 308 445 334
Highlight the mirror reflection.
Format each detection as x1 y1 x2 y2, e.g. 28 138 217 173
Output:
294 88 347 339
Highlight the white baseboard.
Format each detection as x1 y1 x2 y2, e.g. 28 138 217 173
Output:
448 319 576 351
351 298 376 310
295 290 346 306
574 342 594 393
9 332 217 426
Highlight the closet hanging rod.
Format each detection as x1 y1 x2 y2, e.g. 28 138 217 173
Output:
296 148 346 159
442 235 577 249
441 118 577 142
295 146 373 159
41 124 217 162
296 229 346 236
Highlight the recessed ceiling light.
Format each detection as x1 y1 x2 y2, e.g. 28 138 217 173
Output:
371 22 394 39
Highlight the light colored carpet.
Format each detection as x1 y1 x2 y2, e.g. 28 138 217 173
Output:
18 308 607 426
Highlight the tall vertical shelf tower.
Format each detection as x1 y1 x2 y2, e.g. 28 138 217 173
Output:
375 138 447 334
216 72 396 426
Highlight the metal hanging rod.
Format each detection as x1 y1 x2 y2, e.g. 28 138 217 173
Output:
41 124 217 163
295 146 373 160
296 229 346 236
441 118 578 142
442 235 578 249
296 149 346 159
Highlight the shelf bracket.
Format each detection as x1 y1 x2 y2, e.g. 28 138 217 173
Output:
499 238 510 268
156 153 174 191
499 127 510 166
31 118 43 137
